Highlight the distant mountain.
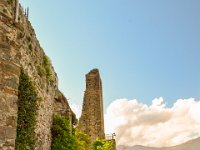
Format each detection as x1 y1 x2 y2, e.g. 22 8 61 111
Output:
117 137 200 150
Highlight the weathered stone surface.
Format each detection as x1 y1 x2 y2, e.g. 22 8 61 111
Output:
0 126 6 140
0 1 74 150
0 84 3 90
5 127 16 139
6 116 16 127
0 1 56 149
4 77 18 90
0 126 16 141
78 69 105 141
54 91 72 117
2 53 11 61
5 139 15 147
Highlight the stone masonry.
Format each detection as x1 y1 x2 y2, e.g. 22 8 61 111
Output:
78 69 105 141
0 1 73 149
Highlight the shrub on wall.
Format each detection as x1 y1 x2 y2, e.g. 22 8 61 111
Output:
36 54 54 83
93 139 115 150
15 69 37 150
75 129 92 150
51 114 76 150
43 55 52 80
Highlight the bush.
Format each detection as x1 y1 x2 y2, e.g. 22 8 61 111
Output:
75 129 92 150
51 114 76 150
93 139 115 150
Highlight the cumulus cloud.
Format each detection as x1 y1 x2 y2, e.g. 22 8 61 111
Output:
104 97 200 147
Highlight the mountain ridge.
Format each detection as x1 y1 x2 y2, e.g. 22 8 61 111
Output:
118 137 200 150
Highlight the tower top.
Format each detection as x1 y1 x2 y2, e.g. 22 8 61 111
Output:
88 68 99 73
86 68 100 77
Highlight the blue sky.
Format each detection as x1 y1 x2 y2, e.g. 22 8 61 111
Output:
20 0 200 109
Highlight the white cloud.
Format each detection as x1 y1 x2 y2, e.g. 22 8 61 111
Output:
70 103 82 119
104 97 200 147
152 97 165 107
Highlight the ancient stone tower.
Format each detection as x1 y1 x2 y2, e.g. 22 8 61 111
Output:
78 69 105 141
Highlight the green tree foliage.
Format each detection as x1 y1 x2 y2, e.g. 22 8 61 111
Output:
15 69 37 150
75 129 92 150
51 114 76 150
93 139 115 150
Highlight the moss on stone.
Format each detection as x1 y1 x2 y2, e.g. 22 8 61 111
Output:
15 69 37 150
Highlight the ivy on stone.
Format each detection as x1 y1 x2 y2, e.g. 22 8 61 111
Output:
15 69 37 150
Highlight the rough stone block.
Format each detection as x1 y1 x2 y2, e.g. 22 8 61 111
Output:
0 114 6 126
5 139 15 147
6 116 16 127
0 101 9 112
1 62 20 76
0 126 6 141
2 53 11 61
5 127 16 139
4 77 18 90
0 84 3 90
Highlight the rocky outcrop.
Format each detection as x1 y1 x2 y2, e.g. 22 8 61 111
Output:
78 69 105 141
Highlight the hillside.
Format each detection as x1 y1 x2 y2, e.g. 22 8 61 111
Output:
118 137 200 150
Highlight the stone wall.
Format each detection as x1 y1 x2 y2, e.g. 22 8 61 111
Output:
54 91 72 117
78 69 105 141
0 1 72 149
0 1 21 149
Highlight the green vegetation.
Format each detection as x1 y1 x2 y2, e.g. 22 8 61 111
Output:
57 90 63 97
51 114 76 150
43 55 53 81
75 129 92 150
36 54 54 83
15 70 114 150
51 114 93 150
93 139 115 150
15 69 37 150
